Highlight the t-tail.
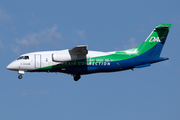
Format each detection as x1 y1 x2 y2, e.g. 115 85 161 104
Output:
136 24 171 57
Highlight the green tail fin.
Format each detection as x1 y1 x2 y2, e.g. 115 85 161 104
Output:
136 24 171 57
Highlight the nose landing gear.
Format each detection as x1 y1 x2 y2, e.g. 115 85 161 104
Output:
18 75 22 79
18 70 24 79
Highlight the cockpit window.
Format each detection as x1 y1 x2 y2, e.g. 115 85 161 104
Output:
17 56 29 60
25 56 29 59
17 56 23 60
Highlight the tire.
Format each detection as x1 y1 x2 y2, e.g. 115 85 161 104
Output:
18 75 22 79
73 74 81 81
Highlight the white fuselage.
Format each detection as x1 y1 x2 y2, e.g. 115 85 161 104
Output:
7 50 115 72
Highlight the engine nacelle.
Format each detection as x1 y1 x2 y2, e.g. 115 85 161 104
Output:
52 50 77 62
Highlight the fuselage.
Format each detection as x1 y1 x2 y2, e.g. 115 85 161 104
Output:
7 49 168 75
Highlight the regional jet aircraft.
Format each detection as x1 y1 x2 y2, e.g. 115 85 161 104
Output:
7 24 171 81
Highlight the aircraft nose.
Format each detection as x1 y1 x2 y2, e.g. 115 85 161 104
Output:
7 63 13 70
7 62 18 70
7 64 10 70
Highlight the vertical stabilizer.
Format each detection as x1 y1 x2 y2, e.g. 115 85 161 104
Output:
136 24 171 57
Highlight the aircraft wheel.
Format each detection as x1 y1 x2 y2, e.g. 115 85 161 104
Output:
18 75 22 79
74 74 81 81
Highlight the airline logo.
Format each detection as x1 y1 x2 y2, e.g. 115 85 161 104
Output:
146 36 161 42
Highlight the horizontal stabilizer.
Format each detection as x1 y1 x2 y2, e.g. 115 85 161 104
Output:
135 63 151 68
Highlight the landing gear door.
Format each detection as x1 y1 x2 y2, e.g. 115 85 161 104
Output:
35 54 41 68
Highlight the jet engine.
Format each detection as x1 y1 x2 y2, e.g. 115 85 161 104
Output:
52 50 77 62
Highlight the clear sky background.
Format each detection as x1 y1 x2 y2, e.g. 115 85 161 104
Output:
1 0 180 120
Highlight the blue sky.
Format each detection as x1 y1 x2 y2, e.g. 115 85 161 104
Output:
1 0 180 119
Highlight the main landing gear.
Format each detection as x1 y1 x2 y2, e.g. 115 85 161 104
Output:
73 73 81 81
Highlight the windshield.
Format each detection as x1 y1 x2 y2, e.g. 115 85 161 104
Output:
17 56 29 60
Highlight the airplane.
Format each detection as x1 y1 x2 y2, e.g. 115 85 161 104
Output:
7 24 171 81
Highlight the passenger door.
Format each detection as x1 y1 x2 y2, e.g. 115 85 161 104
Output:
35 54 41 68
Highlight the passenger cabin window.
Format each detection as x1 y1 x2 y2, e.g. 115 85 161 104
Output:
94 59 96 62
103 59 105 62
109 59 111 62
17 56 29 60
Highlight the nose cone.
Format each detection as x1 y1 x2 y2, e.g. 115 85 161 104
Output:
7 62 18 70
7 64 11 70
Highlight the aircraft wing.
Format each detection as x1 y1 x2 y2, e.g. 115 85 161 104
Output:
69 45 88 55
